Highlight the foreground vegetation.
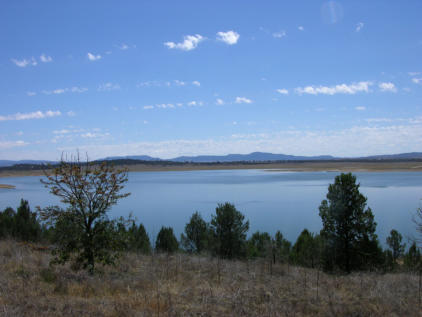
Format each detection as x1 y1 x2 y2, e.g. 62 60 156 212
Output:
1 239 421 316
1 156 422 315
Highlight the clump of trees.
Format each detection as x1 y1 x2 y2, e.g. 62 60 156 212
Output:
0 199 43 241
1 169 421 275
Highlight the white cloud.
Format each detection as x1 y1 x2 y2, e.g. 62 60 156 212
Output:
26 91 36 96
355 106 366 111
356 22 364 32
192 81 201 87
378 82 397 92
408 72 420 76
273 31 286 38
276 89 289 95
412 78 422 84
40 54 53 63
119 43 129 50
187 101 197 106
298 26 304 31
164 34 204 51
144 105 154 110
295 81 372 95
235 97 253 104
173 80 186 86
42 87 88 95
80 132 110 139
11 57 37 67
98 82 120 91
0 140 28 149
0 110 61 122
216 31 240 45
87 52 102 61
216 98 225 105
57 120 422 160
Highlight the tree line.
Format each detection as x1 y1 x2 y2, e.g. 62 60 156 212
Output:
0 156 421 274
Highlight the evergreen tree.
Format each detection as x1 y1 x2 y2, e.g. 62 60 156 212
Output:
404 242 421 272
181 211 209 253
247 231 272 258
210 202 249 259
14 199 41 241
291 229 322 268
128 223 151 254
155 226 178 253
319 173 379 272
274 230 291 263
386 229 406 265
0 207 16 238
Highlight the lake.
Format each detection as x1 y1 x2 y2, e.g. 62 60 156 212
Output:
1 170 421 245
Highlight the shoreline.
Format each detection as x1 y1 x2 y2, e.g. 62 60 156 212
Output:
0 184 16 189
0 161 422 178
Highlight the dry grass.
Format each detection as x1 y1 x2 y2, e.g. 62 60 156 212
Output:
0 240 420 316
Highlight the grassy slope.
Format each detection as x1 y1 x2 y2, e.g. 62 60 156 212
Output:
0 240 420 316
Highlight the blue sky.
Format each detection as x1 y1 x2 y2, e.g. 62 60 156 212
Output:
1 0 421 160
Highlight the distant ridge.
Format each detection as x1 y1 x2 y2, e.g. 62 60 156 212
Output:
1 152 422 167
170 152 335 163
103 155 162 161
0 160 55 168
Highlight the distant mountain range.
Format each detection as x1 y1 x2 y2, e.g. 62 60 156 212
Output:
0 160 56 167
1 152 422 167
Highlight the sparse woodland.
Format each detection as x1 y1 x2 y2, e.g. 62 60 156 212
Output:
0 158 422 316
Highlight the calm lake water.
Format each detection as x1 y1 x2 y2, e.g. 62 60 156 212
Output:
1 170 421 245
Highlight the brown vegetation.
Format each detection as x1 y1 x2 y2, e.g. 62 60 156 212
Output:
0 184 15 189
1 161 422 179
0 240 420 316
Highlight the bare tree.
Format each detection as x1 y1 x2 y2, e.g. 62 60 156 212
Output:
38 153 130 274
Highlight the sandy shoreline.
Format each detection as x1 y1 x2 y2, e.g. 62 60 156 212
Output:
0 161 422 179
0 184 16 189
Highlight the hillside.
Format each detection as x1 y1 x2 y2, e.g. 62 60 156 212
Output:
0 239 419 316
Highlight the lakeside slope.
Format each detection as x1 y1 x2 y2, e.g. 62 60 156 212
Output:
1 160 422 178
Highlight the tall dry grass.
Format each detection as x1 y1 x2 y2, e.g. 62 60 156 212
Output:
0 239 420 316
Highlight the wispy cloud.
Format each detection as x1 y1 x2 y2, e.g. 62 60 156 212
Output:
98 83 120 91
42 87 88 95
87 52 102 61
40 54 53 63
298 26 304 31
137 80 199 88
143 105 154 110
356 22 364 32
216 98 225 105
378 82 397 92
119 43 129 50
235 97 253 104
216 30 240 45
80 132 110 139
0 110 61 122
11 57 37 67
276 89 289 95
295 81 372 95
355 106 366 111
408 72 420 76
412 78 422 84
26 91 37 96
0 140 28 149
164 34 204 51
272 31 286 38
59 120 422 159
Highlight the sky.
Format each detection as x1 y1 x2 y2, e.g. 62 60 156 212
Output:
1 0 421 160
